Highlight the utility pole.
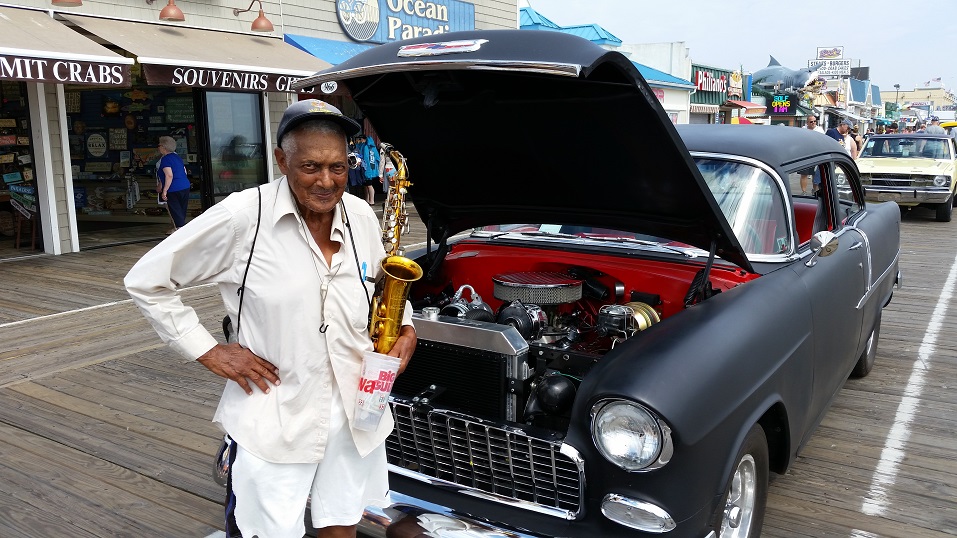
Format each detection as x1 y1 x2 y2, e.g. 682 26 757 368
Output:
894 84 900 119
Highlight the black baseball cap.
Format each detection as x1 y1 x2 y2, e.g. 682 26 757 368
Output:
276 99 361 145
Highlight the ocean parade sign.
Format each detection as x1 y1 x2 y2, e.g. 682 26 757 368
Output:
337 0 475 44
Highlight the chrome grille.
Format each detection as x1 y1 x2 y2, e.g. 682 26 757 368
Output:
867 173 930 187
386 399 583 515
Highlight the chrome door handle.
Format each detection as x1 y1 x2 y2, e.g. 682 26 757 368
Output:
849 242 863 250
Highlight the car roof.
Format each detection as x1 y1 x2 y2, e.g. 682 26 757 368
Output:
676 124 855 172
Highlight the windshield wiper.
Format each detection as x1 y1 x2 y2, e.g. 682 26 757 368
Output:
579 235 696 257
473 230 581 240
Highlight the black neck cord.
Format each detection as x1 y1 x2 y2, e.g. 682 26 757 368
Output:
234 186 262 339
341 199 372 309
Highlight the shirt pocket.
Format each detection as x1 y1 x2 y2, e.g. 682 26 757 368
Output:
350 278 375 329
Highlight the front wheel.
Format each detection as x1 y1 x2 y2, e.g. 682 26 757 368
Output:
936 198 953 222
718 424 769 538
851 314 881 378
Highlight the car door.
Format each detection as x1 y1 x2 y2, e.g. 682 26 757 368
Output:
794 162 867 435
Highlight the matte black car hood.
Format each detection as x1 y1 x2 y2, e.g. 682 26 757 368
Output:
294 30 751 271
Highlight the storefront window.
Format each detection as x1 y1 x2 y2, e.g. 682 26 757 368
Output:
205 92 265 204
66 83 202 245
0 82 40 254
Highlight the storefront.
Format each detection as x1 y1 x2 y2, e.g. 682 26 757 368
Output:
631 64 694 124
61 15 327 235
689 64 733 124
0 6 133 256
0 5 328 257
0 1 517 258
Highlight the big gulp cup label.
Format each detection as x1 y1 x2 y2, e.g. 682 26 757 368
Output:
358 369 396 395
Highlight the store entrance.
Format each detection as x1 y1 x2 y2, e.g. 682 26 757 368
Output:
65 84 204 249
0 82 41 260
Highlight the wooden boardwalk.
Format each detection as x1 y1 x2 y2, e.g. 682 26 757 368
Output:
0 207 954 537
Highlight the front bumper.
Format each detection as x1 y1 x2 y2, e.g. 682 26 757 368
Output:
863 186 953 205
355 491 718 538
357 491 554 538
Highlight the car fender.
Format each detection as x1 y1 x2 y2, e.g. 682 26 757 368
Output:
568 265 815 522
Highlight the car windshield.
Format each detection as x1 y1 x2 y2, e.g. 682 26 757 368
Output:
473 158 789 258
860 137 952 159
695 158 790 255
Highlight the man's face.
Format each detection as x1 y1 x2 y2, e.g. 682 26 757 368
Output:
275 128 349 216
806 117 818 129
838 124 849 134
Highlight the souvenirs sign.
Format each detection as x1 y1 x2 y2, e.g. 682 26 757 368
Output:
143 64 307 93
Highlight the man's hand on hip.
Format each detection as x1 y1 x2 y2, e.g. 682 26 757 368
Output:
197 343 280 395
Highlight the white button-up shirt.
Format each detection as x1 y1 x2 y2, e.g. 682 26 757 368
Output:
124 178 412 463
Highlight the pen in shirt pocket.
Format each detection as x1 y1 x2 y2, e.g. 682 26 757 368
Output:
361 261 368 282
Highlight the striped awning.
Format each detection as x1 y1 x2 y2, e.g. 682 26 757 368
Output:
690 104 719 114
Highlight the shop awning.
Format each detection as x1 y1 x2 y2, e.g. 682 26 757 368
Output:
726 99 765 113
631 62 695 90
0 7 132 86
285 34 375 66
690 104 719 114
61 15 330 93
830 108 869 123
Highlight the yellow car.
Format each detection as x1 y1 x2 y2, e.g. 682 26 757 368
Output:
858 133 957 221
943 120 957 136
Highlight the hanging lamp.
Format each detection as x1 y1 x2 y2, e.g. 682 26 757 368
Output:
158 0 185 22
233 0 274 33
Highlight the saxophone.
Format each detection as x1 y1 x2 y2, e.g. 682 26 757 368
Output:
370 143 423 353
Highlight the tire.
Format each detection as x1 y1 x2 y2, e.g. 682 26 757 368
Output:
718 424 769 538
936 199 953 222
851 314 881 378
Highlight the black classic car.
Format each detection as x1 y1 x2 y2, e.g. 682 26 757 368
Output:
285 30 902 538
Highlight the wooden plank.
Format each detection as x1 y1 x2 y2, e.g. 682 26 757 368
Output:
0 388 222 503
0 423 221 536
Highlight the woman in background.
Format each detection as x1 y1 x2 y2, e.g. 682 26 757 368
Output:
157 135 191 234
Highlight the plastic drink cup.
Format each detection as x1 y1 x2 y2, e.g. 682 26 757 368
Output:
354 351 401 431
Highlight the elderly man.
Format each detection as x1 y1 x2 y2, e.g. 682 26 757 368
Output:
926 115 946 135
125 99 417 538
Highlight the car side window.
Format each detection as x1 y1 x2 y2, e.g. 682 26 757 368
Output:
834 163 863 223
788 164 832 245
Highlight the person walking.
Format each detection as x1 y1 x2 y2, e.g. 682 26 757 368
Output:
125 99 417 538
926 115 946 135
800 116 825 193
826 120 857 159
156 135 191 234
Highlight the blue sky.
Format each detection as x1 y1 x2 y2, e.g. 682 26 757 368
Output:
523 0 955 93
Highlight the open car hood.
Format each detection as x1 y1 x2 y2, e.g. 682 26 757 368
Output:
294 30 751 271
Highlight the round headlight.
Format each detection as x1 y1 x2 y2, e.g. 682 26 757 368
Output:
934 175 950 187
592 401 663 471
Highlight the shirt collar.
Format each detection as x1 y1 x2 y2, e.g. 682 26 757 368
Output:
274 177 346 240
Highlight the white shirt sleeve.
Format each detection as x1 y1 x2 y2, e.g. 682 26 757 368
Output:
124 201 246 360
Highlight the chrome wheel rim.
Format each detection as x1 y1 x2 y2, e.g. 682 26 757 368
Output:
721 454 756 538
863 328 876 368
